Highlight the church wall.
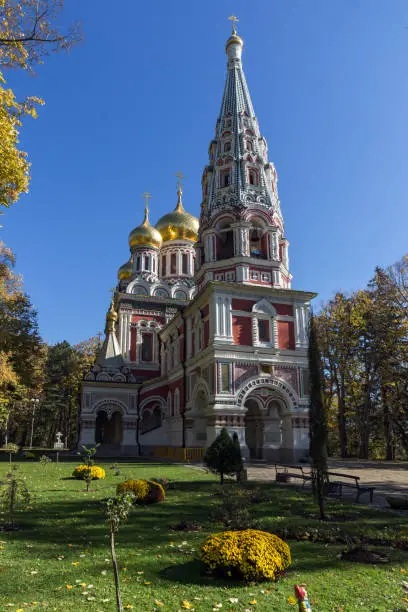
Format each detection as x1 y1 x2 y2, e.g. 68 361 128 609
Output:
232 298 254 311
277 321 295 350
273 304 293 316
232 315 252 345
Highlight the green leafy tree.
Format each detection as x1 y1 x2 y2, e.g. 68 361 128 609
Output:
308 312 328 520
203 428 242 484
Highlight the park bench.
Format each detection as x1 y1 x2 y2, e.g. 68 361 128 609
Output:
274 463 312 487
326 471 375 504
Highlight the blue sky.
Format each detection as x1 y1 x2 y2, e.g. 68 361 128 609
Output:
3 1 408 345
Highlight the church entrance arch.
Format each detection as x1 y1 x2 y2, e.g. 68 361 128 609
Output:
239 377 296 462
244 398 263 459
95 409 123 445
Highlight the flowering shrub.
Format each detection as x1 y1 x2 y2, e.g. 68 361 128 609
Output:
116 479 165 504
72 465 106 480
200 529 291 581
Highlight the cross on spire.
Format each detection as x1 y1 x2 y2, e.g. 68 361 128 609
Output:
228 15 239 35
141 191 152 224
175 171 185 192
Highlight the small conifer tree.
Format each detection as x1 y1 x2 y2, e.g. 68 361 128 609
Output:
0 465 30 528
204 428 241 484
232 432 244 481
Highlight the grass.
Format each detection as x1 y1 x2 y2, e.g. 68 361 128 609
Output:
0 460 407 611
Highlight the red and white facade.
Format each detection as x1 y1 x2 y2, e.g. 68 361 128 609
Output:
79 25 316 462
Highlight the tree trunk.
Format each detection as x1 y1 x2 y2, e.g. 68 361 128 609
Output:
220 472 224 485
383 391 394 460
110 530 123 612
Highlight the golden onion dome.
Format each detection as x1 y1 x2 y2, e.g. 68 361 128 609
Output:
155 188 199 243
117 259 133 281
105 298 118 333
129 206 162 251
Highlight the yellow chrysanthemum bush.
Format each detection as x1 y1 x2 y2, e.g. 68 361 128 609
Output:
200 529 291 581
72 465 106 480
116 479 165 504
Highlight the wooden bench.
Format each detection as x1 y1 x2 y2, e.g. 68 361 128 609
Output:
274 463 312 487
326 471 375 504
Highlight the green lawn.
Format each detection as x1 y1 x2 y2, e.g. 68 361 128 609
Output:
0 460 407 611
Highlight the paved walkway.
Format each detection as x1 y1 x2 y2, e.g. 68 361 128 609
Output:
247 459 408 509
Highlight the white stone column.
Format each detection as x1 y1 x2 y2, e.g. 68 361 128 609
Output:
78 418 96 446
122 419 138 451
252 315 259 346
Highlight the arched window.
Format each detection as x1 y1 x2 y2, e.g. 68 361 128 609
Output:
182 253 188 274
220 169 231 188
141 333 153 361
217 221 234 260
246 140 254 152
133 285 148 295
161 255 166 277
170 253 177 274
153 406 162 428
248 169 258 186
144 254 150 270
174 290 187 300
224 141 231 153
249 223 265 259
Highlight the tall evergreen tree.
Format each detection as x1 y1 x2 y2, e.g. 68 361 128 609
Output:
308 311 328 520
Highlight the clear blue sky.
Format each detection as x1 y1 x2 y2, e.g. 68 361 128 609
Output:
3 1 408 345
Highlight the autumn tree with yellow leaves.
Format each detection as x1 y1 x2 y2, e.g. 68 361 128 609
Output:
0 0 81 215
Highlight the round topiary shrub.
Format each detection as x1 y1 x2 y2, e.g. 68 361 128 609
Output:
200 529 291 581
72 465 106 480
116 479 165 504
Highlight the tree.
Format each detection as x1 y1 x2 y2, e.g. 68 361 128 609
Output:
203 428 242 484
232 431 244 480
38 338 98 448
104 493 135 612
0 0 82 71
0 1 81 215
308 311 328 520
0 241 45 441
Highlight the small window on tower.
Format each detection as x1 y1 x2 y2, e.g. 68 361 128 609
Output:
258 319 270 343
221 170 231 188
224 141 231 152
161 255 166 277
136 256 141 271
171 253 177 274
182 253 188 274
144 255 150 270
141 334 153 362
249 169 257 186
246 140 254 152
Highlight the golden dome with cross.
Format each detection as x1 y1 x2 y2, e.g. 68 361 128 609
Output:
155 174 199 243
128 192 163 251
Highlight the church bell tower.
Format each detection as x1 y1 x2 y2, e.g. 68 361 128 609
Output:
196 17 291 291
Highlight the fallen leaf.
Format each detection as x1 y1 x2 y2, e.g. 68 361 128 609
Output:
66 585 73 589
287 596 297 605
154 600 164 607
249 601 257 606
181 601 194 610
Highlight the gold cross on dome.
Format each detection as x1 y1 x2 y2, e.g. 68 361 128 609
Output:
141 191 152 210
228 15 239 35
175 171 185 191
109 287 116 299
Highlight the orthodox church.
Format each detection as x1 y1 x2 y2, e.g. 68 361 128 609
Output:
79 20 316 461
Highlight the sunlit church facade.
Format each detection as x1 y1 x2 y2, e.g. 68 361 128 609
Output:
79 22 316 462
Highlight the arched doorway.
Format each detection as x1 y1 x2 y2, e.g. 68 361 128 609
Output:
95 410 123 445
244 399 264 459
